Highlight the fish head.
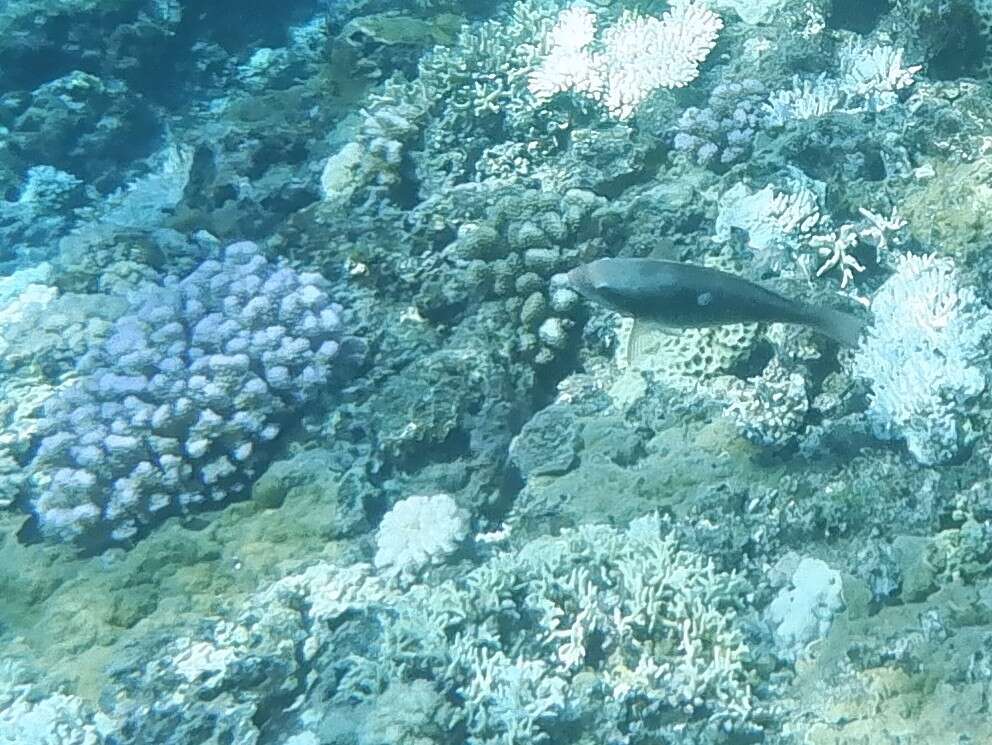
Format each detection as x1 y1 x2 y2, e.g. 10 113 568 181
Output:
567 259 638 314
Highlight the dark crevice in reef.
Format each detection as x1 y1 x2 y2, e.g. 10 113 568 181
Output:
825 0 891 34
0 0 324 106
924 4 989 80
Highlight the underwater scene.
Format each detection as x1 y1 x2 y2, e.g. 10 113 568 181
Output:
3 0 992 742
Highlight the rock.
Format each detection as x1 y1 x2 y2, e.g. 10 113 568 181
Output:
509 404 580 479
252 449 364 537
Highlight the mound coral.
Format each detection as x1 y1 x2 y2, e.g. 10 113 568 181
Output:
26 241 361 544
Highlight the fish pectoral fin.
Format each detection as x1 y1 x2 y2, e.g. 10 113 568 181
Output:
625 318 678 367
647 238 676 260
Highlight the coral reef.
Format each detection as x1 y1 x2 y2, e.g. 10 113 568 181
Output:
102 515 756 745
373 493 469 579
671 79 768 169
0 657 110 745
25 241 362 545
851 252 992 465
721 356 810 447
765 554 845 663
3 0 992 743
529 1 724 120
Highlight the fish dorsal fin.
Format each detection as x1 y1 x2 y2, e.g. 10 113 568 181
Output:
647 238 676 260
626 317 678 368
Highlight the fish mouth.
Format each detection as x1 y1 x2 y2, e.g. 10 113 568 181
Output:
566 265 590 293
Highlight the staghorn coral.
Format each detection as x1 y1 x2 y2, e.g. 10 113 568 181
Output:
107 514 755 744
406 0 565 193
414 514 756 741
331 0 668 202
762 40 922 126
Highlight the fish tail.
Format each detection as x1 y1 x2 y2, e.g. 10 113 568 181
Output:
810 306 866 347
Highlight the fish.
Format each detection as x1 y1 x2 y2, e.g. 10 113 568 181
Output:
567 257 865 347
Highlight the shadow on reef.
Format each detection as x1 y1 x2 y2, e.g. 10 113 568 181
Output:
915 1 989 80
825 0 891 34
0 0 323 104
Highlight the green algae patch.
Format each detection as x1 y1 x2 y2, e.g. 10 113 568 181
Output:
900 157 992 264
0 459 354 708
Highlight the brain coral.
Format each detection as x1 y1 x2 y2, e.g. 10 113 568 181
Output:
26 241 361 545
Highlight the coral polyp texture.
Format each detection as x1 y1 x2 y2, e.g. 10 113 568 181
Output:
26 241 358 545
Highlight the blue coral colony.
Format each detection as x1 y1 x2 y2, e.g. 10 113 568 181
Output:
1 1 991 744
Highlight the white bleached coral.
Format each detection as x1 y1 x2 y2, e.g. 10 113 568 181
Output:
374 493 470 578
713 178 825 274
714 180 823 249
110 515 755 742
722 357 809 447
850 253 992 465
839 39 922 106
0 657 112 745
762 75 844 126
529 1 723 119
763 41 921 125
765 556 844 664
440 514 755 737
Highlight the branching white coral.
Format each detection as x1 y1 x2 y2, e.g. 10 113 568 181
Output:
453 644 568 743
762 75 844 126
810 206 906 288
763 41 921 125
850 253 992 465
529 1 723 119
526 5 600 101
810 224 865 288
839 39 922 105
713 180 824 273
857 206 907 253
140 513 755 743
717 176 906 289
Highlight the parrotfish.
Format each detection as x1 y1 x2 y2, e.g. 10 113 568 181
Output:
567 257 864 347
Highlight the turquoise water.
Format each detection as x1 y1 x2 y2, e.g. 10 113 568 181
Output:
1 1 991 743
